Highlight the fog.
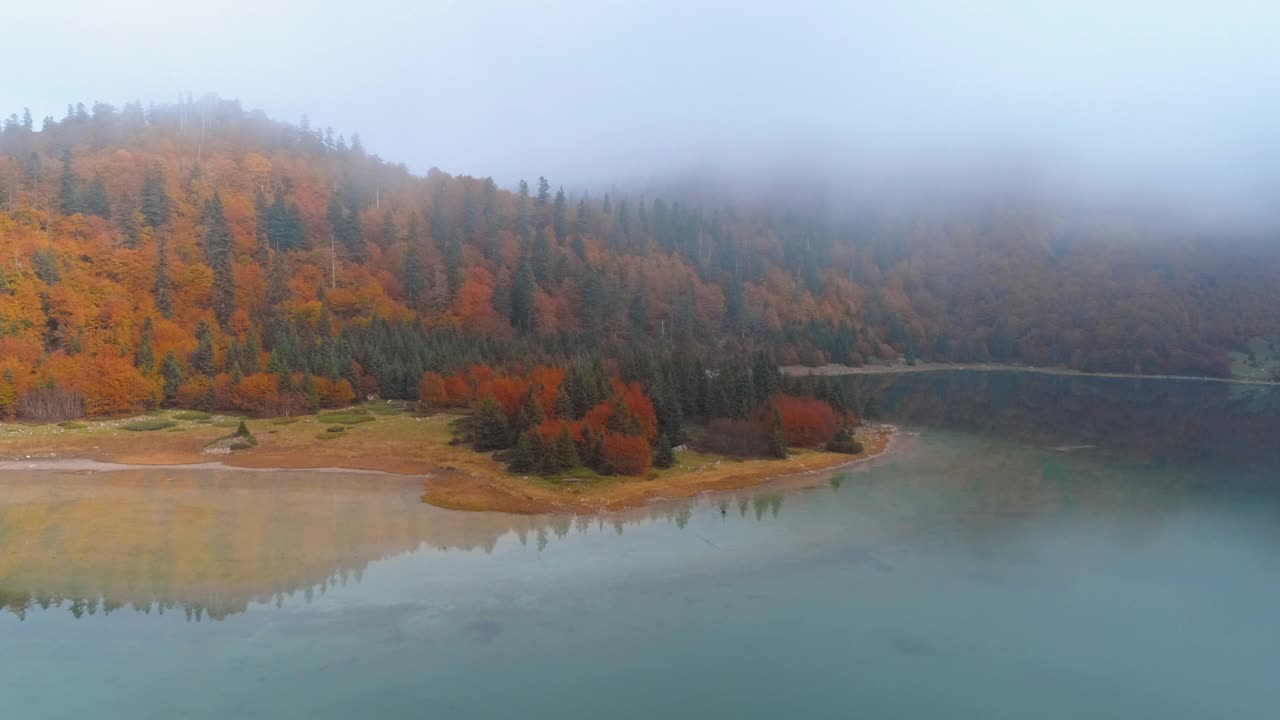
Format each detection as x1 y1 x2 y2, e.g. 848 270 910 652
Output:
6 0 1279 209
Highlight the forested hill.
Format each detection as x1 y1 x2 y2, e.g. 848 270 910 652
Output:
0 96 1277 415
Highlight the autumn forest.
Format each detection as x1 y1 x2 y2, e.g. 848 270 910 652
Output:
1 96 1277 474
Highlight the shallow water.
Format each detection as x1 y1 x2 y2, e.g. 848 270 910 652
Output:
2 373 1278 719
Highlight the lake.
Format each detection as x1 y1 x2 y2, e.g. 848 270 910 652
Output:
2 371 1278 719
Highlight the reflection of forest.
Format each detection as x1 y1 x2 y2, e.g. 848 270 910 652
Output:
0 468 782 622
5 375 1273 625
841 371 1280 470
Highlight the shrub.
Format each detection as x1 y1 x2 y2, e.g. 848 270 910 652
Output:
316 411 375 425
418 372 448 408
773 395 840 447
122 418 177 431
825 427 864 455
600 434 651 476
702 418 770 457
17 388 86 422
325 425 346 433
230 373 280 416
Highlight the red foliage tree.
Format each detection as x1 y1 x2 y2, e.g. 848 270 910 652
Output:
772 394 840 447
418 371 448 407
601 433 651 476
231 373 280 416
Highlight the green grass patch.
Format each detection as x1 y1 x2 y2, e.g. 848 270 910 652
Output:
325 425 346 433
270 417 300 425
366 403 407 416
173 410 212 421
316 411 375 425
122 419 177 432
212 419 241 428
143 409 165 416
316 432 343 441
57 421 88 430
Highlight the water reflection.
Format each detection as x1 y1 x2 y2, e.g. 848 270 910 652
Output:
837 371 1280 472
0 466 801 622
2 419 1249 624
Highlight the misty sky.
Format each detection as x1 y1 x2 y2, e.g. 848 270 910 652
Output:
6 0 1279 196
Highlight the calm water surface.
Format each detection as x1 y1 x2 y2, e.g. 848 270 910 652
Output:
2 372 1278 719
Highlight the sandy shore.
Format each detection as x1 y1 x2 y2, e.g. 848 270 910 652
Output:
419 424 898 514
0 409 899 515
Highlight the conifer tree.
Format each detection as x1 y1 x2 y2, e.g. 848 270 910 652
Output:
552 425 579 472
59 150 82 215
509 431 535 473
766 406 787 459
515 390 544 434
135 316 156 373
553 187 567 240
191 321 217 377
152 234 174 318
85 176 111 219
161 352 183 405
140 163 170 228
201 193 237 328
116 193 140 248
510 256 536 332
402 214 425 307
653 433 676 468
472 395 511 451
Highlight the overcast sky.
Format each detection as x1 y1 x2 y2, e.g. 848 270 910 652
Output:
5 0 1279 198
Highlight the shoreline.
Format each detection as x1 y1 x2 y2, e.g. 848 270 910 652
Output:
783 362 1280 387
420 423 898 514
0 417 901 512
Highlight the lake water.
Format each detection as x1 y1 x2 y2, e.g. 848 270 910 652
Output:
2 371 1278 719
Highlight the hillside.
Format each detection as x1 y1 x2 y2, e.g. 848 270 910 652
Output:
1 96 1278 418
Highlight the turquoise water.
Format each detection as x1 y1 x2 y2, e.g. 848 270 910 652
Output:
2 373 1279 718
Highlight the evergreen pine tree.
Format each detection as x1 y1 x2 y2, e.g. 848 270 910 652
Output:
752 351 780 405
85 175 110 219
59 150 82 215
161 352 183 405
140 163 171 228
516 390 545 434
766 406 788 459
403 214 425 307
135 316 156 373
553 187 567 240
201 193 237 328
508 431 535 473
552 425 579 471
472 395 511 451
152 234 174 318
509 256 536 331
653 433 676 469
265 252 290 342
191 321 217 377
116 193 141 248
